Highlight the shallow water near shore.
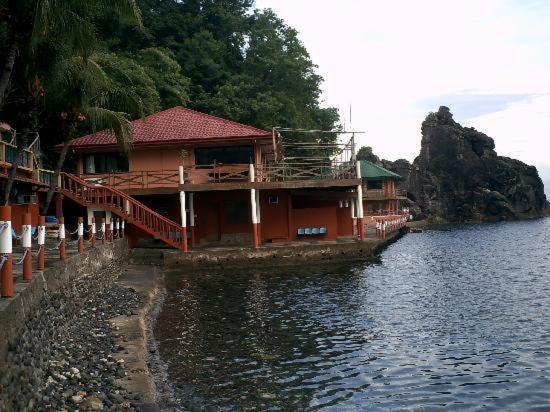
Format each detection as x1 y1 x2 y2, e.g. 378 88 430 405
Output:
154 217 550 410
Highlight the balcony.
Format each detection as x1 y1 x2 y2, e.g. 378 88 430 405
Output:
0 140 54 186
363 188 407 200
82 161 362 193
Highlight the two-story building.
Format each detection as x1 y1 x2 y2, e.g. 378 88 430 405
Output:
359 160 406 216
64 107 364 249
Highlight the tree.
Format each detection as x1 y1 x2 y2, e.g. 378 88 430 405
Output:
357 146 380 163
136 48 190 109
0 0 142 205
41 53 144 213
94 1 340 133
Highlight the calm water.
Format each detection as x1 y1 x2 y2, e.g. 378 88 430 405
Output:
154 218 550 411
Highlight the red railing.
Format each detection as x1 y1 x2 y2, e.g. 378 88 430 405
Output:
82 170 180 191
59 172 184 250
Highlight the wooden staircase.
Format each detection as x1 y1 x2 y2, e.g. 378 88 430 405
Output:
58 172 184 250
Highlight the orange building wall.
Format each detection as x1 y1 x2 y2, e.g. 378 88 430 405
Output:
259 190 290 242
336 206 353 237
194 191 253 242
290 207 338 241
129 147 194 172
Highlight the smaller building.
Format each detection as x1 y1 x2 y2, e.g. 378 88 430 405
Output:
0 124 53 231
359 160 406 215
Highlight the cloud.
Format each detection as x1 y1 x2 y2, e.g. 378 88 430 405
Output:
255 0 550 187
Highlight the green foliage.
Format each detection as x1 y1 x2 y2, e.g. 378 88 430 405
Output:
357 146 380 163
95 53 161 116
1 0 340 159
136 48 190 109
95 0 339 133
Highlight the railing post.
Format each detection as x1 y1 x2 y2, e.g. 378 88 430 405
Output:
109 219 114 242
179 166 188 252
121 220 125 238
90 217 96 248
22 213 32 281
59 216 66 260
0 206 13 297
249 164 259 248
101 218 106 244
77 217 84 253
115 218 120 239
37 216 45 270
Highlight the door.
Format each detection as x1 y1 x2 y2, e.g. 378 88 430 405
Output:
202 202 220 241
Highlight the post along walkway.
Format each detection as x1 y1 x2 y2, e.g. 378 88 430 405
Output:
0 205 125 298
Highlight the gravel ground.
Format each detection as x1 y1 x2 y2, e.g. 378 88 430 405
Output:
0 261 145 411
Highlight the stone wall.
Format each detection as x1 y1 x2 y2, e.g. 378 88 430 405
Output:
157 231 406 269
0 240 129 367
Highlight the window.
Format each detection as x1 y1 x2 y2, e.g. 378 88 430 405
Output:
366 180 383 190
268 195 279 205
195 145 254 166
224 201 248 225
85 153 129 174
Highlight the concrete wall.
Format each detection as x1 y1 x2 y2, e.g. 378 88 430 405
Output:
0 240 129 367
86 206 112 225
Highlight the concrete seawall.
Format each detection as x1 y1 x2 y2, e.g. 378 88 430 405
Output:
0 240 129 368
154 230 407 269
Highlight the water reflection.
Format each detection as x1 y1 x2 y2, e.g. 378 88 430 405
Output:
154 218 550 410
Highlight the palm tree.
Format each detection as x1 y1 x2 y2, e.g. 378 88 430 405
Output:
0 0 141 109
0 0 141 205
41 53 145 213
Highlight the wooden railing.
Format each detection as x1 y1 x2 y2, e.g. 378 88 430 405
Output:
364 188 407 199
37 168 55 186
59 172 184 250
183 164 250 184
83 170 180 191
0 140 35 170
255 162 356 182
0 140 54 187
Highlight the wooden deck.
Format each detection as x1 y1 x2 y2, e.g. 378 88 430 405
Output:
180 178 362 192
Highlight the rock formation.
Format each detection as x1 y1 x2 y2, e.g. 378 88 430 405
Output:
408 106 547 222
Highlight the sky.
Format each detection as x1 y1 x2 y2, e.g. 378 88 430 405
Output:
255 0 550 195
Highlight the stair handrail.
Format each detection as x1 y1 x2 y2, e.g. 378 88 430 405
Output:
59 172 183 245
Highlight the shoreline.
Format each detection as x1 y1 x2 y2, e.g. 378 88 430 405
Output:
0 231 408 410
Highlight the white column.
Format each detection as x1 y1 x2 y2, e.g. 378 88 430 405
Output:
356 162 364 219
179 166 187 228
189 193 195 228
255 188 261 224
250 164 258 225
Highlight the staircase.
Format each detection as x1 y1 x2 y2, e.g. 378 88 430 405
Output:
58 172 184 250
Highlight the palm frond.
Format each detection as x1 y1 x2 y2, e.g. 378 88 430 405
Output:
82 107 133 152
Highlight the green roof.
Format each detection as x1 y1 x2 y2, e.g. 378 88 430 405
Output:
359 160 402 180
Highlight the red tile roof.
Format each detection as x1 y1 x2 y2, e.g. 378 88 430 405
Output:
68 106 272 149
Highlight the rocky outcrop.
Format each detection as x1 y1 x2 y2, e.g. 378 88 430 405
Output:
408 106 547 222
